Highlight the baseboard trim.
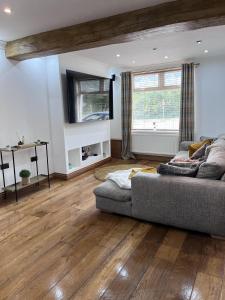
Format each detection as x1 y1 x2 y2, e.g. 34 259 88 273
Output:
53 157 112 180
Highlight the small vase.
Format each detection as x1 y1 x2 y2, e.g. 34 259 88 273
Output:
21 177 30 185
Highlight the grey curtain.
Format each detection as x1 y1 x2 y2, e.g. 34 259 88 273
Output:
121 72 135 160
179 63 195 145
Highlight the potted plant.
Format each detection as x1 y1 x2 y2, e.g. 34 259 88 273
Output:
19 169 31 185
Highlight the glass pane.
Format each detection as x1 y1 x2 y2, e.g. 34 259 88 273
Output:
80 80 100 93
103 79 110 92
132 88 180 130
164 70 181 86
134 73 159 89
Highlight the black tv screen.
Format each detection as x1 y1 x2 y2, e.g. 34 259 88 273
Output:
66 70 114 123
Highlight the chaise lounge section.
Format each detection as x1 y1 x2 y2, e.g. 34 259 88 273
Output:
94 138 225 237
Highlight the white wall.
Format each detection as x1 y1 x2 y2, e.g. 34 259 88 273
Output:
45 55 67 174
0 47 53 186
58 52 113 172
0 49 116 188
195 56 225 139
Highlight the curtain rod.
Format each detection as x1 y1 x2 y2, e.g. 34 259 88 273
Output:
132 63 200 75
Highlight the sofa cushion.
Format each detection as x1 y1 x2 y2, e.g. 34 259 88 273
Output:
197 146 225 180
94 180 131 202
157 163 199 177
205 138 225 156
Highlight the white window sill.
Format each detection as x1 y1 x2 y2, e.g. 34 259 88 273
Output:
132 129 179 136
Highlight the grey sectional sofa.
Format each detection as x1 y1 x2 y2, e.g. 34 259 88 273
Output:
94 139 225 237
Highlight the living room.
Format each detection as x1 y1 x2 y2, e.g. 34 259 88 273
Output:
1 0 225 299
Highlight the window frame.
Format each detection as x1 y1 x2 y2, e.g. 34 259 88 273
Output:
132 68 181 133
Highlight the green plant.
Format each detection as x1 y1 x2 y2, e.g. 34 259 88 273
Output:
19 169 31 178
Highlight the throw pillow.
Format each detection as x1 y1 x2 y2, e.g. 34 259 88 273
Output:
157 163 199 177
168 161 202 168
188 139 212 157
197 146 225 179
200 136 215 141
190 143 208 160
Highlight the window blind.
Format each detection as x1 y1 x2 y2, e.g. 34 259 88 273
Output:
132 69 181 131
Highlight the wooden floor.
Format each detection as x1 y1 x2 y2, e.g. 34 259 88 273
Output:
0 160 225 300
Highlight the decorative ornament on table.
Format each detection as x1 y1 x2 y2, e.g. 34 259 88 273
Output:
16 131 25 146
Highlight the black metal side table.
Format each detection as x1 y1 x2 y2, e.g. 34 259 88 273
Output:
0 142 50 202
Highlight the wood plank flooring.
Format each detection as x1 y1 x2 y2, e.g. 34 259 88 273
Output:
0 160 225 300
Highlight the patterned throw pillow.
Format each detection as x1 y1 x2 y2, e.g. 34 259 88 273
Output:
190 143 208 160
188 139 212 157
157 163 199 177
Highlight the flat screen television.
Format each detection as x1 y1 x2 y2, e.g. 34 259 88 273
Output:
66 70 114 123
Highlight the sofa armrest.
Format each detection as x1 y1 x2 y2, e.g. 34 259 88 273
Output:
131 173 225 236
180 141 195 151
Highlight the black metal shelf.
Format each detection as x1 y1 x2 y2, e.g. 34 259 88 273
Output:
4 175 47 192
0 142 50 202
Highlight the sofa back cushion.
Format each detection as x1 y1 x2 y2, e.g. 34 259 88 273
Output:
197 145 225 180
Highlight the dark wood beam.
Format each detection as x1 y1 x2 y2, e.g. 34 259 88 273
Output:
5 0 225 61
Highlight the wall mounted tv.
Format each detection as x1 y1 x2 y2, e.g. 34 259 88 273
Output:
66 70 115 123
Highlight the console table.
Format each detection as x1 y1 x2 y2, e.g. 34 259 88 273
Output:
0 142 50 201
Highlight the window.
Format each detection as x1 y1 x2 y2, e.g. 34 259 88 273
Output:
132 69 181 131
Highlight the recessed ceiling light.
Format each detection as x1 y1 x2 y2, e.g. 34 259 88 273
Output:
132 60 136 64
204 49 209 53
164 56 169 59
116 54 120 57
196 40 202 45
4 7 12 15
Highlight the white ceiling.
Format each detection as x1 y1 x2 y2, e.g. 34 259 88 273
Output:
75 25 225 69
0 0 171 41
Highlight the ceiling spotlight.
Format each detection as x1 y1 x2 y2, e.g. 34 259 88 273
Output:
164 56 169 59
196 40 202 45
132 60 136 64
116 54 120 57
4 7 12 14
204 49 209 53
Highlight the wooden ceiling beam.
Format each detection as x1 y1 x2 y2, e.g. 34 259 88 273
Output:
5 0 225 61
